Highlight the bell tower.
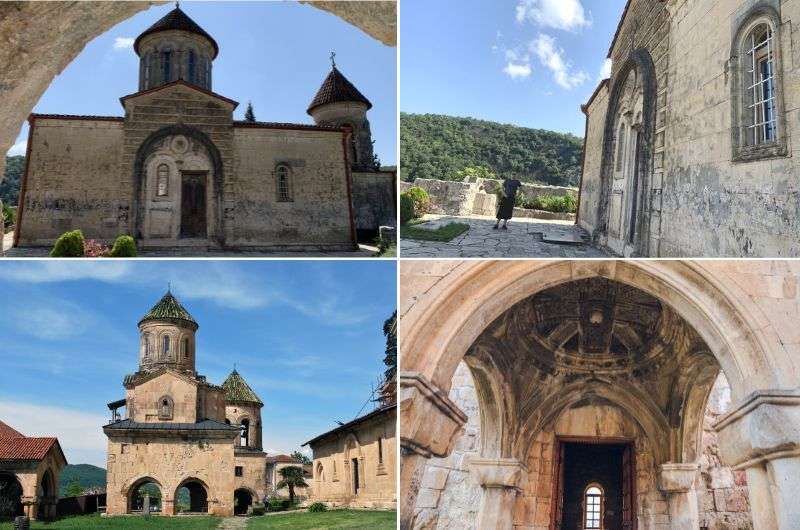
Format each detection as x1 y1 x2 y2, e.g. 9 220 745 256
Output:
137 290 198 375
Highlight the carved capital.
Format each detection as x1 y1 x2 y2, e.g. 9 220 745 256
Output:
658 462 699 493
713 390 800 469
399 371 467 459
469 458 526 490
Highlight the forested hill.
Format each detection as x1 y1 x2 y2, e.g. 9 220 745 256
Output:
1 155 24 207
59 464 107 496
400 113 584 187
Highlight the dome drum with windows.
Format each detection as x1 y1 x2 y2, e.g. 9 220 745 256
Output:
138 291 198 374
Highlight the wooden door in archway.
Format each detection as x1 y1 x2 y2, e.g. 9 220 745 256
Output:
180 171 207 239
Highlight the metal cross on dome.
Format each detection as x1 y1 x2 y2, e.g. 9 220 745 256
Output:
330 51 336 68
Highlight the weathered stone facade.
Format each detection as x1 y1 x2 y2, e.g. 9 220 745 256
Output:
305 405 397 509
580 0 800 257
103 291 268 517
400 260 800 530
12 6 392 252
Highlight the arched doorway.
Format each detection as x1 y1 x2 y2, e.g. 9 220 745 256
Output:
233 488 253 516
0 473 23 518
175 478 209 514
37 469 57 520
127 478 162 514
344 434 364 498
400 260 796 530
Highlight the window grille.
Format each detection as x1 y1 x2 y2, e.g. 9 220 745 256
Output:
584 486 602 529
276 165 292 202
746 25 777 146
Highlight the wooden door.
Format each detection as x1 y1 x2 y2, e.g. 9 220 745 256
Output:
180 172 207 238
621 444 636 530
352 458 360 495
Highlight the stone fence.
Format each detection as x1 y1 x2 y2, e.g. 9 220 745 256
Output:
400 177 577 219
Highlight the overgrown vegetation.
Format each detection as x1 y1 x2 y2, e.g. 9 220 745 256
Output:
0 155 24 207
2 204 14 230
401 113 583 186
400 187 430 225
516 193 577 213
401 222 469 242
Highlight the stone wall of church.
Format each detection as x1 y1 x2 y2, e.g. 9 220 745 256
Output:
655 0 800 257
105 435 236 516
16 117 125 246
310 409 396 509
351 170 396 233
231 127 355 250
126 373 227 424
234 452 267 502
578 85 609 235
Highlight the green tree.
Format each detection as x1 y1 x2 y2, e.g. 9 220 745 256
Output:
291 451 312 466
276 466 308 505
383 311 397 383
244 101 256 123
64 479 84 498
455 166 496 181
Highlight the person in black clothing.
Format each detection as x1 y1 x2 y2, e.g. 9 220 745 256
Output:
494 176 522 230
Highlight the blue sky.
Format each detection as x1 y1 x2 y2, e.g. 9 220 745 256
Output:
401 0 627 136
6 1 397 165
0 260 396 468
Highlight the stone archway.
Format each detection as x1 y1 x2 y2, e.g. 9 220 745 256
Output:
400 260 800 530
0 473 23 518
126 477 163 514
233 488 254 516
175 478 210 514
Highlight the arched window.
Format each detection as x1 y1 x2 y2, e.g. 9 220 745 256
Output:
276 164 293 202
162 335 171 357
142 333 152 359
615 124 626 172
377 436 383 464
157 395 174 420
240 418 250 447
583 485 603 529
157 164 169 197
188 50 196 83
162 49 172 82
181 337 189 360
732 8 787 161
144 53 152 87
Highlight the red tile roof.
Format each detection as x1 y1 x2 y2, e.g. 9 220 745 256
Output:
265 454 300 464
0 420 24 439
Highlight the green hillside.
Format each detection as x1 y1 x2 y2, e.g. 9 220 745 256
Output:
59 464 106 496
400 113 583 187
1 155 24 207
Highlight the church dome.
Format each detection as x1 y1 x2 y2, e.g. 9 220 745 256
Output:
222 370 263 406
139 290 198 330
307 66 372 115
134 5 219 59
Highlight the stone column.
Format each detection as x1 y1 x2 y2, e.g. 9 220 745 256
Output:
469 458 526 530
715 390 800 530
658 463 700 530
399 372 468 530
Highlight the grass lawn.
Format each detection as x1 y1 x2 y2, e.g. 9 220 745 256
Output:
247 509 396 529
401 222 469 242
0 514 221 529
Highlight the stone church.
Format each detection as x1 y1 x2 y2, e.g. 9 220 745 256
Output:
103 291 271 517
13 5 394 252
579 0 800 257
400 260 800 530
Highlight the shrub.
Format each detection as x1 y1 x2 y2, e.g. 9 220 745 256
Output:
400 192 415 224
267 497 287 512
84 239 110 258
2 204 14 229
50 230 85 257
110 235 137 257
251 503 265 516
308 502 328 513
405 186 431 217
521 194 577 213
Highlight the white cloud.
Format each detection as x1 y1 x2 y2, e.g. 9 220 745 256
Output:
599 58 613 80
516 0 591 31
531 34 589 90
7 140 26 156
5 261 133 283
503 62 533 79
168 266 271 310
16 304 93 340
113 37 135 50
0 401 108 467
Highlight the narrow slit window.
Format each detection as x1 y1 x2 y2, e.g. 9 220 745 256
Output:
584 485 603 529
157 164 169 197
615 125 626 172
163 50 172 82
746 25 777 146
162 335 170 356
188 50 196 83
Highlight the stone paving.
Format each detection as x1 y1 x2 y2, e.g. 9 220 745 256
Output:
400 214 611 258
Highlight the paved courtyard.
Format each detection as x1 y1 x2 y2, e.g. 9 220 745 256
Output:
400 214 610 258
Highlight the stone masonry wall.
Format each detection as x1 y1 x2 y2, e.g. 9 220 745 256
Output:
579 84 609 234
351 170 396 232
17 117 125 246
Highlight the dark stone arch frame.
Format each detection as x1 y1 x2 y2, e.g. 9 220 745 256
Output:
597 48 657 257
132 124 225 246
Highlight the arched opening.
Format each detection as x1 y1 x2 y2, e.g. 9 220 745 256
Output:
127 478 162 514
175 478 208 514
239 418 250 447
37 469 57 520
583 484 603 529
233 488 253 516
402 261 782 529
0 473 23 519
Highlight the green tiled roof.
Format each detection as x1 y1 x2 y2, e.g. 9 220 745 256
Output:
139 291 198 328
222 370 263 406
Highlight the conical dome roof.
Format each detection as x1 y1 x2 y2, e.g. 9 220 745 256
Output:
222 370 263 406
134 6 219 59
307 66 372 115
139 291 198 329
